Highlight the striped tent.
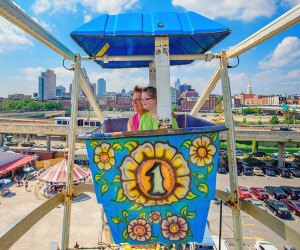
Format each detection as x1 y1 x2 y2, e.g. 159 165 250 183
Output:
38 159 90 185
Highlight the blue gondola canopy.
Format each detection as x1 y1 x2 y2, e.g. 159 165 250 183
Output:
70 12 231 68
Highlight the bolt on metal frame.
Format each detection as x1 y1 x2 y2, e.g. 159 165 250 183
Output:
1 0 300 249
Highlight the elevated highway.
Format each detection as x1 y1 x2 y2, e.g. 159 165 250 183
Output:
0 122 299 142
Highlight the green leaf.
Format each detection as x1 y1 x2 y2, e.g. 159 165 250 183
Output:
124 141 138 151
122 210 130 219
89 141 99 147
94 173 103 184
197 183 209 196
122 228 128 240
166 210 172 217
112 174 120 184
115 188 127 202
185 191 198 200
209 133 218 143
149 236 158 243
111 216 121 224
180 206 188 217
180 139 191 149
112 143 122 150
186 212 196 219
197 172 205 179
129 203 143 211
207 165 213 174
186 230 193 237
101 181 109 195
139 212 147 219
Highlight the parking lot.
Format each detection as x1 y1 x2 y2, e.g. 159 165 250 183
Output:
209 173 300 249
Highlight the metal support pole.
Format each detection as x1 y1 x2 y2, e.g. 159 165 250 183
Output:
149 62 156 87
219 200 223 250
46 135 51 151
220 51 243 249
61 54 81 250
278 142 285 168
154 37 172 128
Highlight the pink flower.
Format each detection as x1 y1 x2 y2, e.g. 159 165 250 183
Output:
149 211 161 223
128 218 152 241
161 215 188 241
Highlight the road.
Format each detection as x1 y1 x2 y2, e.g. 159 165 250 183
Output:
209 173 300 249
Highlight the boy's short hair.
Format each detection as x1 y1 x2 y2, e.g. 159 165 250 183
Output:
133 85 143 93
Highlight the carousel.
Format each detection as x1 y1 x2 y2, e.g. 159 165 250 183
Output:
38 159 90 198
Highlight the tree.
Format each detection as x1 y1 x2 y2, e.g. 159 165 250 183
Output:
107 106 113 111
172 105 178 112
269 115 279 124
242 117 247 124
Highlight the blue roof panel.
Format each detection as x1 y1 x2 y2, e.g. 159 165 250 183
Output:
70 12 231 68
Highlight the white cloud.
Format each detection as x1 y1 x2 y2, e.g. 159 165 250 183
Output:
287 69 300 78
32 0 51 14
0 17 33 53
84 15 92 23
81 0 139 14
172 0 276 21
89 68 148 92
32 0 139 15
258 37 300 69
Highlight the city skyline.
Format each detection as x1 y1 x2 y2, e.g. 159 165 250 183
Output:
1 1 300 97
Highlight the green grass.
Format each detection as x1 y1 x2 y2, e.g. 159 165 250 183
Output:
220 141 300 156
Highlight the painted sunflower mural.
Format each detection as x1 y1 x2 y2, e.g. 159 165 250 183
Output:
119 142 190 206
94 142 116 170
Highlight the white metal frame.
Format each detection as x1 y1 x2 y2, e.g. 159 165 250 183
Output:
1 0 300 249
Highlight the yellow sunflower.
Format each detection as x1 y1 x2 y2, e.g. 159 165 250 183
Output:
94 142 116 170
189 136 216 167
119 142 190 206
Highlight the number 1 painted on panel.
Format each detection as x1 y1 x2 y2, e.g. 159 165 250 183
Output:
145 162 167 196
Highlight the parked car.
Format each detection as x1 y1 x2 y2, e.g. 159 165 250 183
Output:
249 187 269 200
279 186 300 200
0 146 9 152
253 167 264 176
289 168 300 177
237 166 243 176
36 143 47 148
265 186 288 200
293 151 300 157
249 150 266 157
265 168 276 176
235 150 244 156
272 152 291 158
52 144 64 149
281 199 300 216
5 141 19 146
217 166 227 174
238 186 252 199
254 240 278 250
245 198 267 211
242 165 254 176
20 142 35 147
280 168 292 178
280 126 293 131
265 199 292 218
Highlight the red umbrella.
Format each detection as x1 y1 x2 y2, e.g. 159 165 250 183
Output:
38 159 90 185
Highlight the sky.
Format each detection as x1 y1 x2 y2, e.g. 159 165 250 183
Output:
1 0 300 98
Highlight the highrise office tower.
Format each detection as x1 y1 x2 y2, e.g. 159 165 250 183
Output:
175 79 180 91
97 78 106 96
56 85 66 97
38 69 56 101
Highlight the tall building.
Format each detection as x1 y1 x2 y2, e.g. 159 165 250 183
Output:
56 85 66 97
97 78 106 96
170 87 178 106
38 69 56 101
246 77 252 94
179 83 192 94
175 79 180 91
